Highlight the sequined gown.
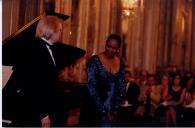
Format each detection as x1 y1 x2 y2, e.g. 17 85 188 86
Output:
84 55 125 126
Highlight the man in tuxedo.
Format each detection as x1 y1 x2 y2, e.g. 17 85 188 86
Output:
118 70 140 126
3 15 67 127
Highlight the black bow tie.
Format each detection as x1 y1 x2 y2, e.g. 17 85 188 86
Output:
44 42 54 49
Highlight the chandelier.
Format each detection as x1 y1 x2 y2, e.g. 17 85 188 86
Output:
121 0 139 17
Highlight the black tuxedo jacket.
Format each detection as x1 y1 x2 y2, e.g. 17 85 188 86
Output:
125 81 140 106
3 38 65 126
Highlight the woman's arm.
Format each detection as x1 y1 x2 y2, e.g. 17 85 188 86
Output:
114 60 125 111
168 88 186 106
162 84 169 101
87 57 107 115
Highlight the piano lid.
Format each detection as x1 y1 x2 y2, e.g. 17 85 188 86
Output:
3 11 70 44
2 11 86 69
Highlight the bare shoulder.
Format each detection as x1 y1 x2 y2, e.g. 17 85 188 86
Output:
97 52 104 58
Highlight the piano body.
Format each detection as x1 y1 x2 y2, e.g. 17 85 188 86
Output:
3 11 86 70
2 12 86 126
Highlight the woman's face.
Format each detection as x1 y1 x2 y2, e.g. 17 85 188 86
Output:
148 76 155 85
173 75 181 86
105 39 120 58
186 78 194 89
161 75 169 85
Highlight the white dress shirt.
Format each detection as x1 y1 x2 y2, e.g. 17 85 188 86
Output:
41 37 56 66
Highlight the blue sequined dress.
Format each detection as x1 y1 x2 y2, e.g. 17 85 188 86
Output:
86 55 125 126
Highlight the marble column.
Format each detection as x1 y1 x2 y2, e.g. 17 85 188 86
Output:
97 0 112 53
142 0 161 73
191 0 195 70
183 0 193 70
170 0 185 69
168 0 193 70
3 0 20 40
125 0 144 70
55 0 72 44
164 0 173 67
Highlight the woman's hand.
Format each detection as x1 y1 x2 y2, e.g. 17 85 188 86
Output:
166 100 177 106
101 113 116 121
41 116 51 128
107 113 115 121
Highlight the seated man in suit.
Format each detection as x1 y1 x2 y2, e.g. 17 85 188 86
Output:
118 70 140 126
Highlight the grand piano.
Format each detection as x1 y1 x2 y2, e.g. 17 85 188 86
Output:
3 11 86 70
2 11 86 126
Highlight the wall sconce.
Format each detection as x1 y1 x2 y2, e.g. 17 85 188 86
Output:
121 0 139 17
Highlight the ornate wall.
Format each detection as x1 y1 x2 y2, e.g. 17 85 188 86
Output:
3 0 195 82
123 0 194 73
192 0 195 69
2 0 41 40
55 0 122 82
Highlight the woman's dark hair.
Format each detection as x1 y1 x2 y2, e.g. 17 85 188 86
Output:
184 76 195 88
106 34 122 47
172 73 183 86
172 72 182 80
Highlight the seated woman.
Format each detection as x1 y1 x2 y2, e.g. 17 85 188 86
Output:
182 76 195 126
162 73 186 127
135 74 162 126
155 73 170 124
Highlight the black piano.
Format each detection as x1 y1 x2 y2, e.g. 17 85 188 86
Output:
3 11 86 70
2 11 86 126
